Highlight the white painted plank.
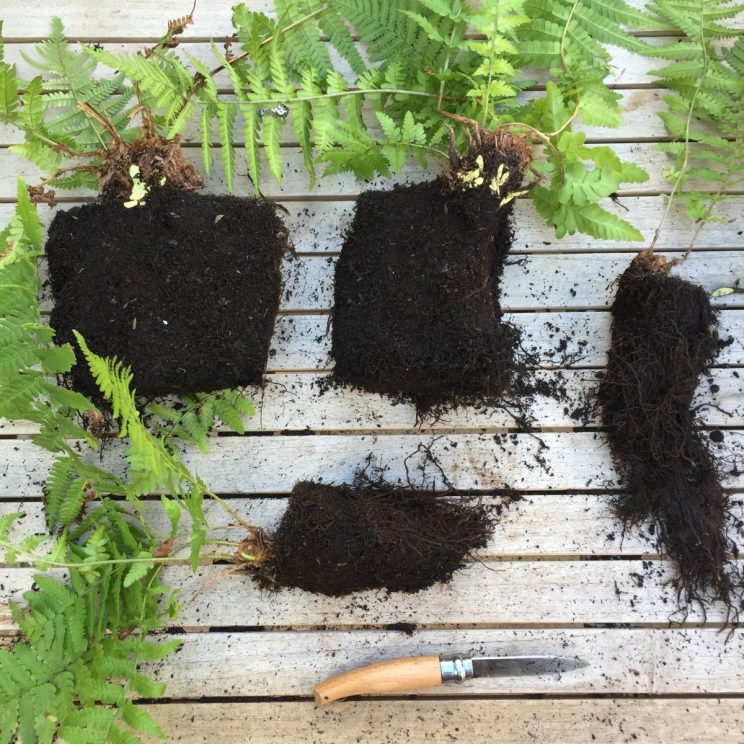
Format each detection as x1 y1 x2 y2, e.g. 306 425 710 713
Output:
2 431 742 498
3 0 742 37
276 250 744 311
3 367 743 436
0 143 733 199
2 196 744 254
33 252 744 313
4 491 744 559
135 699 744 744
139 628 744 696
215 309 744 374
267 309 744 371
5 307 743 387
1 558 741 628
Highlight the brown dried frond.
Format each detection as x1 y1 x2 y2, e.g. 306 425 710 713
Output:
154 539 175 558
168 13 194 35
28 185 58 207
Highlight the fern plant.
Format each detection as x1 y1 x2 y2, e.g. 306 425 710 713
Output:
0 185 267 744
2 2 652 240
644 1 744 255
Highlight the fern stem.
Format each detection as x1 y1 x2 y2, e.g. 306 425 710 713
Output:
35 163 98 188
242 87 443 108
0 539 228 569
205 490 259 534
560 0 582 73
437 27 458 114
546 98 580 138
649 2 709 255
480 0 501 127
676 97 744 264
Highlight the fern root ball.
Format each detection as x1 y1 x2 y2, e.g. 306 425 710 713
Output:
46 187 288 397
251 480 496 596
598 251 739 617
330 128 530 415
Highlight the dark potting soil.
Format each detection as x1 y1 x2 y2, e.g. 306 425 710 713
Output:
598 252 739 614
330 131 530 414
46 187 288 398
253 481 494 596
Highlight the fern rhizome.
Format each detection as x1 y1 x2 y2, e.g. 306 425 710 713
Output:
599 7 744 619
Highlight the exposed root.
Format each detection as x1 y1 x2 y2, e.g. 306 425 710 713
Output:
444 125 533 195
599 253 741 621
251 480 495 596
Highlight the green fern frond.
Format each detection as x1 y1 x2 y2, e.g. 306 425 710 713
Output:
0 565 177 744
646 0 744 231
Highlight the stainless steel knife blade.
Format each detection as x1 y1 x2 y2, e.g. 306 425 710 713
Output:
472 655 589 677
438 654 588 682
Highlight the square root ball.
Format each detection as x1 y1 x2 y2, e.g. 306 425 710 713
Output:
330 176 520 414
46 188 288 397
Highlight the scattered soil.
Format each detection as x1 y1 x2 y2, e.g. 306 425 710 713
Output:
330 128 531 414
598 251 739 616
253 480 494 596
47 187 288 398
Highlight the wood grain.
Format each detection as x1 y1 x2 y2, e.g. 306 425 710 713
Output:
2 559 742 629
3 3 744 734
2 430 743 498
137 699 744 743
3 366 743 436
313 655 442 704
3 492 744 561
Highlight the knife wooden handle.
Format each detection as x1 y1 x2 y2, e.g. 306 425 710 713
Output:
314 655 442 705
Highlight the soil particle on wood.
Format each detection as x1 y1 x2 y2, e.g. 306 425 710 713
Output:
330 131 530 415
598 251 740 616
46 187 288 397
253 480 495 596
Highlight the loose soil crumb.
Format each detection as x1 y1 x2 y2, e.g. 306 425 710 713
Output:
253 480 495 596
46 187 288 397
330 130 530 415
598 251 740 617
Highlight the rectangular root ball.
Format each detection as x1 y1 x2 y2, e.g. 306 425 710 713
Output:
330 177 519 414
254 481 494 596
46 188 288 397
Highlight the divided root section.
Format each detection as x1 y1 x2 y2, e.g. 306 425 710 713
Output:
599 251 739 617
331 130 531 415
47 187 288 397
252 480 496 596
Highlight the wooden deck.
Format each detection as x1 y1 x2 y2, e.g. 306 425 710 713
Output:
2 2 744 742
